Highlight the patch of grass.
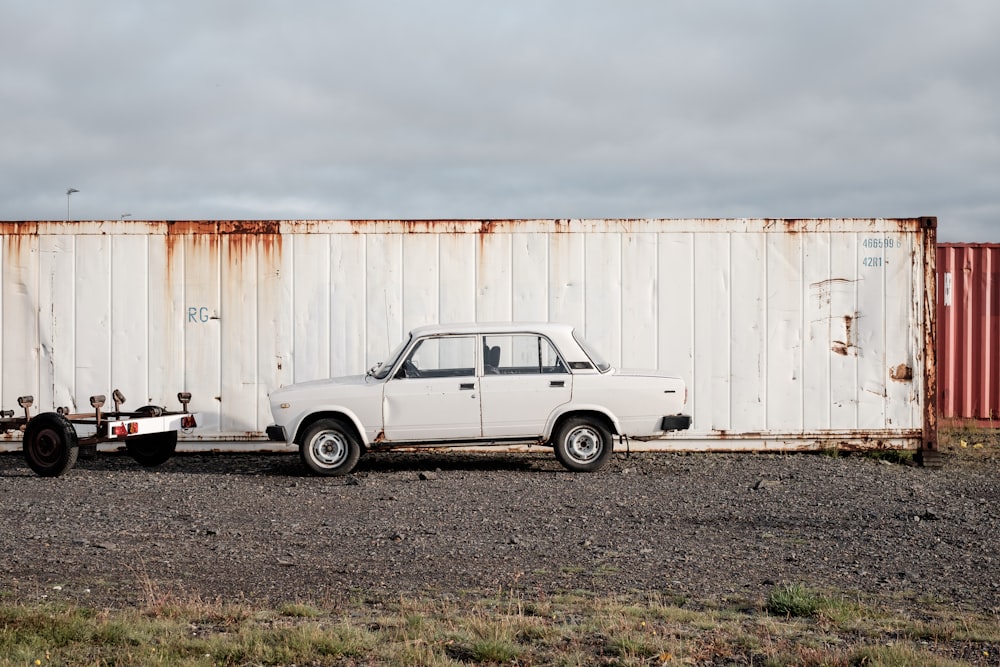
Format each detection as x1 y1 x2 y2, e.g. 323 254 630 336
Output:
607 633 659 660
468 637 521 663
278 602 320 618
862 448 916 465
0 590 994 666
765 583 824 617
849 643 970 666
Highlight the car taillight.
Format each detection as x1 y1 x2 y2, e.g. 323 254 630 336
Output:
181 415 197 428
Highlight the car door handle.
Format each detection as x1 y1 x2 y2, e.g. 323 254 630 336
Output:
460 383 475 390
549 380 565 388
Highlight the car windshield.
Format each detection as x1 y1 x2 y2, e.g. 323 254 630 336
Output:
572 331 612 372
369 335 411 380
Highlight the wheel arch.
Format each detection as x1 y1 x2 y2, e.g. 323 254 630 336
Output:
293 410 368 450
547 408 620 441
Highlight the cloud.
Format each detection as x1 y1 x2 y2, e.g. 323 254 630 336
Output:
0 1 997 240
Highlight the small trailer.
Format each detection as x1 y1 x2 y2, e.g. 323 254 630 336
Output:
1 391 198 477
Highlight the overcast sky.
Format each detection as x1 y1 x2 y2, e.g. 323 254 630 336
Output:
3 1 998 242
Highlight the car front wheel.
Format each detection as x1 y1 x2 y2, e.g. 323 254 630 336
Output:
300 419 361 476
552 416 613 472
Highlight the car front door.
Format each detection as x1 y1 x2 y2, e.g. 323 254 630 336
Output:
480 333 572 438
381 335 482 441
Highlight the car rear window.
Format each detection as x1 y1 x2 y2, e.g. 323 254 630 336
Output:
572 331 611 372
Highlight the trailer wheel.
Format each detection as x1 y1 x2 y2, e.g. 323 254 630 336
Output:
127 406 177 467
23 412 79 477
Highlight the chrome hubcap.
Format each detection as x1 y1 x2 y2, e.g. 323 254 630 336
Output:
565 426 602 462
311 431 348 467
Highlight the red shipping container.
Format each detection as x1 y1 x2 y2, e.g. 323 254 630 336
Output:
937 244 1000 422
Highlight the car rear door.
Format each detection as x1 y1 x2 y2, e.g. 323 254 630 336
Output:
479 333 572 438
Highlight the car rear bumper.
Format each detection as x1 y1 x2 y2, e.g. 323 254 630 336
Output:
660 414 692 431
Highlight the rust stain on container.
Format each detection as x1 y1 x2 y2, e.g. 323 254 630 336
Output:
889 364 913 382
763 218 806 234
167 220 219 235
225 233 255 264
831 313 857 356
217 220 281 235
0 222 40 236
921 218 938 457
810 277 861 308
3 228 33 262
478 220 505 235
165 226 221 287
258 233 282 264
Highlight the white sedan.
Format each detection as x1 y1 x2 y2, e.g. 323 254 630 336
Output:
267 323 691 475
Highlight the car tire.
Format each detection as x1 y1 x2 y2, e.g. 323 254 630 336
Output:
23 412 80 477
552 416 613 472
300 419 361 476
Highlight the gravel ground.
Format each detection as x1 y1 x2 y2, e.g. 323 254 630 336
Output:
0 438 997 614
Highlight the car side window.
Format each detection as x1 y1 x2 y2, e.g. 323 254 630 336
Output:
482 335 567 375
397 336 476 379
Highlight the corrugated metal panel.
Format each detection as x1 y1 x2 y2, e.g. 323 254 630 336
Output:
0 218 936 453
937 243 1000 421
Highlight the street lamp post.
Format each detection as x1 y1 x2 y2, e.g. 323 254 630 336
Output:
66 188 79 221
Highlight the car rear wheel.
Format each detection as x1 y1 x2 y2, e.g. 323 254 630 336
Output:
300 419 361 476
552 416 613 472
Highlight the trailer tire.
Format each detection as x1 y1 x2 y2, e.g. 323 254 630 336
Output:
127 431 178 467
23 412 79 477
125 405 177 466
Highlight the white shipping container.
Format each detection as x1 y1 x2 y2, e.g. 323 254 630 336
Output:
0 218 937 456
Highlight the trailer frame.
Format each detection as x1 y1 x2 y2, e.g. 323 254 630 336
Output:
1 390 198 477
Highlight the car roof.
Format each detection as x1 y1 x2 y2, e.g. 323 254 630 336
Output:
408 322 577 338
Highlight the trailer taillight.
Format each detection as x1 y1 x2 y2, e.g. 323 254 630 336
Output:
113 422 139 437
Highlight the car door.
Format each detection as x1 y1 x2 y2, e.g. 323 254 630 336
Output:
479 333 572 438
381 334 482 441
